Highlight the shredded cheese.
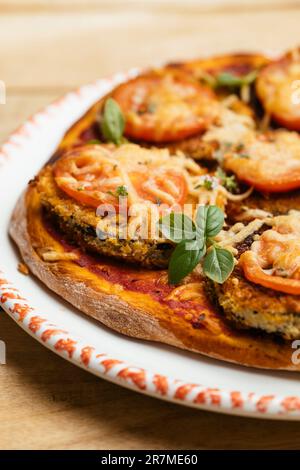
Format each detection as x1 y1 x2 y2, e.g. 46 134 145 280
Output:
41 250 78 262
234 207 273 222
249 211 300 279
66 143 244 239
202 105 255 146
216 218 270 253
225 129 300 181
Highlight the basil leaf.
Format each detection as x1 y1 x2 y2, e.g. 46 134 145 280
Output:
168 240 204 285
215 70 257 88
195 205 224 239
203 246 234 284
215 72 244 87
101 98 125 145
159 213 196 243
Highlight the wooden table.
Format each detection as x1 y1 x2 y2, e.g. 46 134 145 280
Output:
1 0 300 450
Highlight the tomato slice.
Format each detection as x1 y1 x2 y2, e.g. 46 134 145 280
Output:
129 170 187 207
256 49 300 131
53 145 120 209
240 213 300 294
53 144 188 210
223 130 300 193
111 72 218 143
240 251 300 295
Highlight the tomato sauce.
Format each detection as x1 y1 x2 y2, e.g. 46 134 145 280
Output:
43 215 218 330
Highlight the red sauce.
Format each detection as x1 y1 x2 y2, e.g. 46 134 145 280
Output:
44 216 218 328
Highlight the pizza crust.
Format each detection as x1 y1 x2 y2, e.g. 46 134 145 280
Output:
9 186 300 371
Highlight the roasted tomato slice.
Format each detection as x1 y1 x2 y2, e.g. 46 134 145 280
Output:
256 49 300 131
180 53 269 80
53 145 120 209
240 251 300 295
53 144 188 210
129 170 187 206
223 130 300 193
239 213 300 294
111 72 218 143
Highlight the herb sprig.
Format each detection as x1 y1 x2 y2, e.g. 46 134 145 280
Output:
159 206 234 285
201 70 257 89
107 185 128 198
215 70 258 88
100 98 125 145
216 168 238 192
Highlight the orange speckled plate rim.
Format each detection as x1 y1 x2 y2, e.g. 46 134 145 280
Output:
1 69 300 420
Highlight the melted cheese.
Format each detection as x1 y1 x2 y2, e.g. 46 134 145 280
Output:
235 130 300 179
78 143 234 239
88 143 255 239
234 207 273 222
216 218 270 254
202 104 255 146
250 211 300 278
41 250 78 262
221 126 300 190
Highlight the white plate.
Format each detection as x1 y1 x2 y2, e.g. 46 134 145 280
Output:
1 71 300 420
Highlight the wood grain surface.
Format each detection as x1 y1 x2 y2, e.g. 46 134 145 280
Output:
1 0 300 450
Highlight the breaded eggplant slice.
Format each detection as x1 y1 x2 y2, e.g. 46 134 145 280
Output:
212 269 300 340
36 166 173 268
210 225 300 340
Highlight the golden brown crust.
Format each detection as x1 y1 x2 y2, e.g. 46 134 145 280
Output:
9 184 300 371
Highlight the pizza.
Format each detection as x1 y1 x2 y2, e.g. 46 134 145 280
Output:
10 48 300 371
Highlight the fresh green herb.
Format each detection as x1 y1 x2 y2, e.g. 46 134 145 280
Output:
168 240 204 285
215 70 257 88
194 179 213 191
159 213 196 243
77 186 84 191
107 185 128 198
159 205 234 284
203 179 213 190
87 139 101 145
236 142 244 152
203 246 234 284
100 98 125 145
199 71 217 88
196 205 224 240
115 185 128 197
216 168 238 192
